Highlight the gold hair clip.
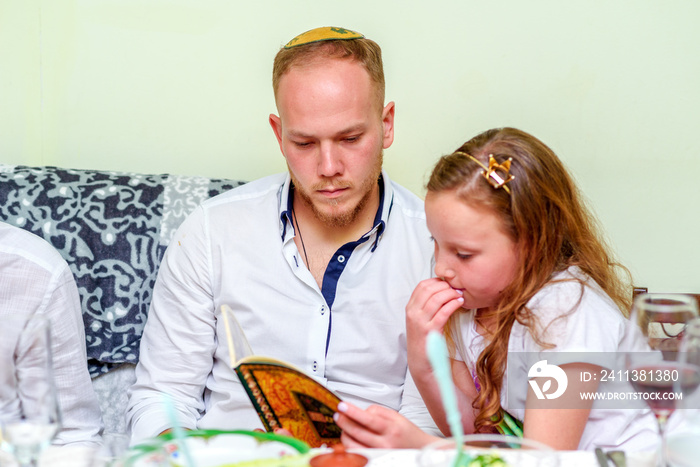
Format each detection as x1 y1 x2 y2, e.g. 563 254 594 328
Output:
455 152 515 194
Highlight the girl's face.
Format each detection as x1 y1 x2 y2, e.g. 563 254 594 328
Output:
425 190 520 311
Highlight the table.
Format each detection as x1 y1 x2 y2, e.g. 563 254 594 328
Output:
354 448 655 467
9 446 653 467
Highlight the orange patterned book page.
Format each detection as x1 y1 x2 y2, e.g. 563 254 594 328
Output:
235 360 342 448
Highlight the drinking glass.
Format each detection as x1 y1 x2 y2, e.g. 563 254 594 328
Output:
624 293 699 467
417 434 559 467
0 314 61 467
90 432 132 467
665 317 700 466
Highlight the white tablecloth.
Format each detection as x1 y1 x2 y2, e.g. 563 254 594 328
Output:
355 448 655 467
1 445 653 467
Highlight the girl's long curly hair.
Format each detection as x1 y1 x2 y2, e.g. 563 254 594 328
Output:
427 127 631 432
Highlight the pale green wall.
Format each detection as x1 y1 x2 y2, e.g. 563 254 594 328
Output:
1 1 698 292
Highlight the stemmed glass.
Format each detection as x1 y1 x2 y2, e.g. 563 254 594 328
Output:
624 293 699 467
665 317 700 466
0 314 61 466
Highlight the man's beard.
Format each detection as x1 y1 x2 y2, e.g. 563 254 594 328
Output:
292 152 383 229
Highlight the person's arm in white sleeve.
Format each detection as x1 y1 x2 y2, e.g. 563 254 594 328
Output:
47 264 103 446
398 365 442 437
127 208 217 443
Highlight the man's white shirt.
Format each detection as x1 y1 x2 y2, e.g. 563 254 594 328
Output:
127 171 438 441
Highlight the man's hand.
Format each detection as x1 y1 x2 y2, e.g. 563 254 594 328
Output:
158 428 191 436
334 401 440 449
252 427 294 438
272 428 294 438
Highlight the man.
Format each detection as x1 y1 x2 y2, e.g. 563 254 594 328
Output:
127 26 437 442
0 221 103 446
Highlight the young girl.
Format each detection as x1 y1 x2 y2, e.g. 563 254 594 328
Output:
334 127 657 450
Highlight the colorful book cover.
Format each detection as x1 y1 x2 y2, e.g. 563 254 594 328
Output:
234 359 342 448
220 304 342 448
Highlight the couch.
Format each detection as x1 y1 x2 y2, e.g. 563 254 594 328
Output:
0 164 246 433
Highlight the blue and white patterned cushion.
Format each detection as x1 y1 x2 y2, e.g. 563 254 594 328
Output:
0 164 245 376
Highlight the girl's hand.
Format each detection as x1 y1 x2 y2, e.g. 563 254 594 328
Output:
334 401 439 449
406 278 464 374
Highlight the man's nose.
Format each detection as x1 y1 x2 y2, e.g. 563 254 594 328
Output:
318 144 343 177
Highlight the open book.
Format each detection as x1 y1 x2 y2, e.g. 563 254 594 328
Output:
220 305 342 448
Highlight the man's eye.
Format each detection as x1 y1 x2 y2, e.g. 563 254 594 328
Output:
294 141 312 148
344 136 359 143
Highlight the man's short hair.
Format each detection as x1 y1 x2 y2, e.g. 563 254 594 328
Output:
272 37 386 110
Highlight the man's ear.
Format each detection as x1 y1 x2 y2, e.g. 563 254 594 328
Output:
381 101 396 149
269 114 285 156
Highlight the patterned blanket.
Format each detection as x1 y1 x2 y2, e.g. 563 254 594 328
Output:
0 164 245 376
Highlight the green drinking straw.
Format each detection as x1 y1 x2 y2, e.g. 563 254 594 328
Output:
162 393 196 467
426 331 471 467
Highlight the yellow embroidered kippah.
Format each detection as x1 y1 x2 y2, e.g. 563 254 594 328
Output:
284 26 364 49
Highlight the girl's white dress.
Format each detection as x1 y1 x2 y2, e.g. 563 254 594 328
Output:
453 266 658 451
